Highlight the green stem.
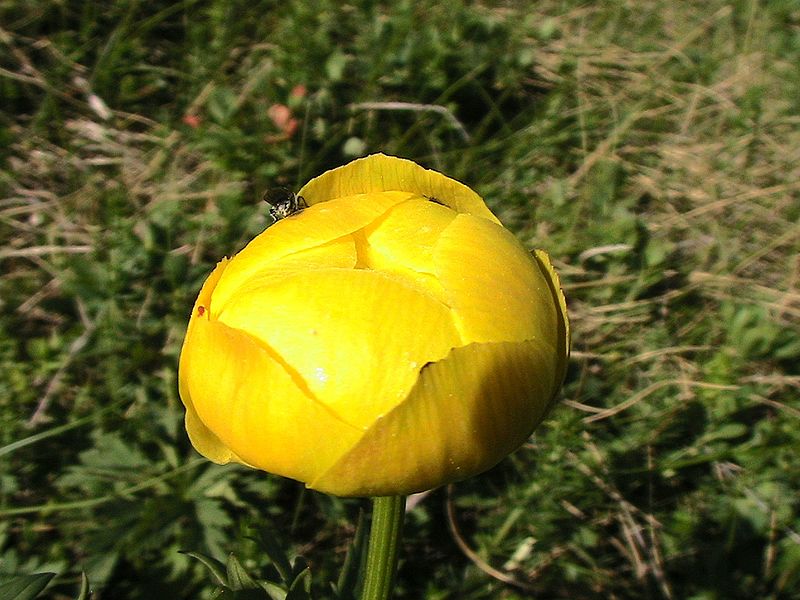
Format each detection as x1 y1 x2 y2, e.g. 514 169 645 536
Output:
360 495 406 600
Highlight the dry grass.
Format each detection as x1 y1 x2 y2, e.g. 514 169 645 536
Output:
1 1 798 597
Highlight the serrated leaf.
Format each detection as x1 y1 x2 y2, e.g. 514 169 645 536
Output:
196 497 233 557
226 554 257 590
249 529 292 583
0 573 55 600
181 551 228 586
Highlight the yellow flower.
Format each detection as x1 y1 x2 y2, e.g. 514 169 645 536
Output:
178 154 569 497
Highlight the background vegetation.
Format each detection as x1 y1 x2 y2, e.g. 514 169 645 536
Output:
2 0 799 598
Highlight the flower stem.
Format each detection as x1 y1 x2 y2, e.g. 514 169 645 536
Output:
360 495 406 600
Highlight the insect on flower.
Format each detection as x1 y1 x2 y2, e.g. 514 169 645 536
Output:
263 187 308 221
178 153 570 497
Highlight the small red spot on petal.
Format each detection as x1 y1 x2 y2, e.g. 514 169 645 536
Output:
197 305 206 317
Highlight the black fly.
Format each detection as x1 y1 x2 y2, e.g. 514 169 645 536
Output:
263 187 308 221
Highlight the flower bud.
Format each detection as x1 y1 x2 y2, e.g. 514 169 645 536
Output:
178 154 569 496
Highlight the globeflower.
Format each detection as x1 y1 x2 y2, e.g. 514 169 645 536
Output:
178 154 569 497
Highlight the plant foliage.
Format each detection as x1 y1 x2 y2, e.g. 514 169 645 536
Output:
1 0 799 598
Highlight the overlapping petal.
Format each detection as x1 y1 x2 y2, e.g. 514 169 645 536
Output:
181 309 364 482
310 339 557 496
434 214 563 346
211 191 413 313
178 154 570 496
356 198 457 303
298 153 500 224
216 268 463 429
362 198 456 275
179 257 239 464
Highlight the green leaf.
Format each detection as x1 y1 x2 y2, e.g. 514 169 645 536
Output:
82 549 118 589
195 497 233 558
0 573 55 600
775 336 800 359
248 529 292 584
207 87 238 124
259 581 287 600
74 572 91 600
289 557 309 582
334 509 367 599
325 50 348 81
700 423 748 443
181 551 229 587
285 567 311 600
226 554 257 591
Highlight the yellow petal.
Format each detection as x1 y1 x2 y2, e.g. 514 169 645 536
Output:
362 197 456 274
211 191 413 314
310 339 557 496
298 153 501 224
532 248 571 386
212 236 358 319
216 268 462 430
178 156 571 496
356 198 457 303
183 404 239 465
180 312 363 483
434 214 562 346
179 258 240 464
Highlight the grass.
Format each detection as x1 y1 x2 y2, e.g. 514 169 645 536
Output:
2 0 799 598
